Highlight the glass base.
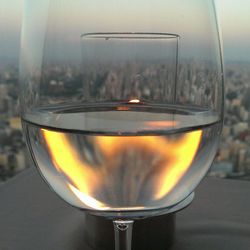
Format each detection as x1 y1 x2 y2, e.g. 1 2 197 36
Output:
83 192 194 250
86 192 195 219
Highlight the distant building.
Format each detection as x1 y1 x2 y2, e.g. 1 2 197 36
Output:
233 122 248 135
9 117 22 131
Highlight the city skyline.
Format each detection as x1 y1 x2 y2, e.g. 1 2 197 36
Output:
0 1 249 184
0 0 250 63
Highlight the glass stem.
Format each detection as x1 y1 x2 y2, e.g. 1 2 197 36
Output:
113 220 134 250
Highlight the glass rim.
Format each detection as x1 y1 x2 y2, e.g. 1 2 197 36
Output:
81 32 180 40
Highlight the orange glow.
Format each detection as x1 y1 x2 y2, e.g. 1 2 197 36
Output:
68 183 107 210
116 106 130 111
96 131 202 199
41 129 98 195
42 127 202 208
129 99 140 103
68 183 145 211
145 121 178 128
154 130 202 199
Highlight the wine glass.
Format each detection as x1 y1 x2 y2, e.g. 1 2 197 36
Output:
19 0 224 249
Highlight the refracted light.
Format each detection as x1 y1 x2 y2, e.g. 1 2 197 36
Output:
68 183 145 210
42 127 202 209
96 130 202 199
145 121 178 128
41 129 101 209
116 106 130 111
68 183 107 210
129 99 140 103
154 130 202 199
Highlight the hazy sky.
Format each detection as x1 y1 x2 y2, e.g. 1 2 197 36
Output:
216 0 250 62
0 0 249 63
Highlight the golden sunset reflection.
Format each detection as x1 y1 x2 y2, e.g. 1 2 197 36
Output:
41 129 98 195
145 121 178 128
42 127 202 209
129 99 140 104
68 183 107 210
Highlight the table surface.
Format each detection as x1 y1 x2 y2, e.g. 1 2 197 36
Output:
0 168 250 250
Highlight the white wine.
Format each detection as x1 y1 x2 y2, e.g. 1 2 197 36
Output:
23 104 221 212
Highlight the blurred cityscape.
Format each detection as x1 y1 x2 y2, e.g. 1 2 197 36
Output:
0 63 28 181
0 62 249 182
209 63 250 180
